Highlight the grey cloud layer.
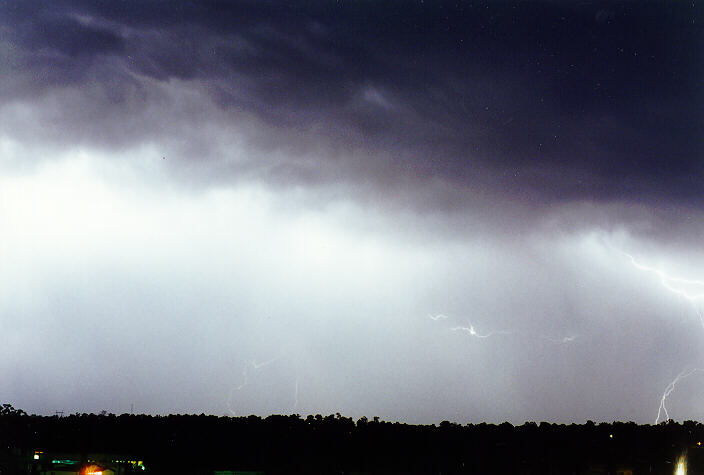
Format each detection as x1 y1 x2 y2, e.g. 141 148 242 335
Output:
2 1 701 210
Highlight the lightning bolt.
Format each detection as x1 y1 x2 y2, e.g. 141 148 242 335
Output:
655 368 702 424
622 251 704 309
434 313 576 343
541 335 578 344
431 312 509 338
450 324 577 344
428 314 449 321
450 324 508 339
227 357 280 416
618 249 704 422
252 357 279 369
293 377 299 412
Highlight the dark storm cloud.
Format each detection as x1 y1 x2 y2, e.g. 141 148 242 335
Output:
1 1 701 208
4 2 704 423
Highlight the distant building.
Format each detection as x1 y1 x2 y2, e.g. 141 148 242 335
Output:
31 450 144 475
41 463 115 475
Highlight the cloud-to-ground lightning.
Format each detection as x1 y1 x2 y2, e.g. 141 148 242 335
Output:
655 368 703 424
617 249 704 423
293 377 299 412
227 357 280 416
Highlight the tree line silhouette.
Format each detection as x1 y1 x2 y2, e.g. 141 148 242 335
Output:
1 404 703 473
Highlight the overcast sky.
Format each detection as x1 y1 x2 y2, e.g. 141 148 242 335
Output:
1 1 703 424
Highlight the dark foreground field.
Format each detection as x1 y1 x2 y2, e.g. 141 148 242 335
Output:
1 404 703 474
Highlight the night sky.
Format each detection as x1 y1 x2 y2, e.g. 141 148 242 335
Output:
1 1 703 424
